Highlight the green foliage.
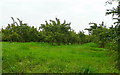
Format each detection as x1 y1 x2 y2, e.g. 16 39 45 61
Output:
39 18 71 45
1 17 89 45
1 17 118 52
85 21 117 49
77 31 87 44
105 40 118 51
0 0 119 72
1 18 39 42
106 0 120 70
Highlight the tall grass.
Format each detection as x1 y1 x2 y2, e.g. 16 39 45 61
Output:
2 42 119 73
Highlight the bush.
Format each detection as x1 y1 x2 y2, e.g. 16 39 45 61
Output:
105 40 118 51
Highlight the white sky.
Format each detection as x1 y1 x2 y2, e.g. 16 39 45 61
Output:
0 0 118 34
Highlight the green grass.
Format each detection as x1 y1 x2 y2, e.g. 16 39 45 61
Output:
2 42 119 73
0 42 2 74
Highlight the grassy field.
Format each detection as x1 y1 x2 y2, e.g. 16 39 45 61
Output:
2 42 119 73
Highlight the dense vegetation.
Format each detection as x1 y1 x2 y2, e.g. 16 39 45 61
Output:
106 0 120 70
1 17 87 45
1 18 118 49
2 42 119 73
1 0 120 73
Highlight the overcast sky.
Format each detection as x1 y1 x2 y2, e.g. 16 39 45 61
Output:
0 0 117 33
